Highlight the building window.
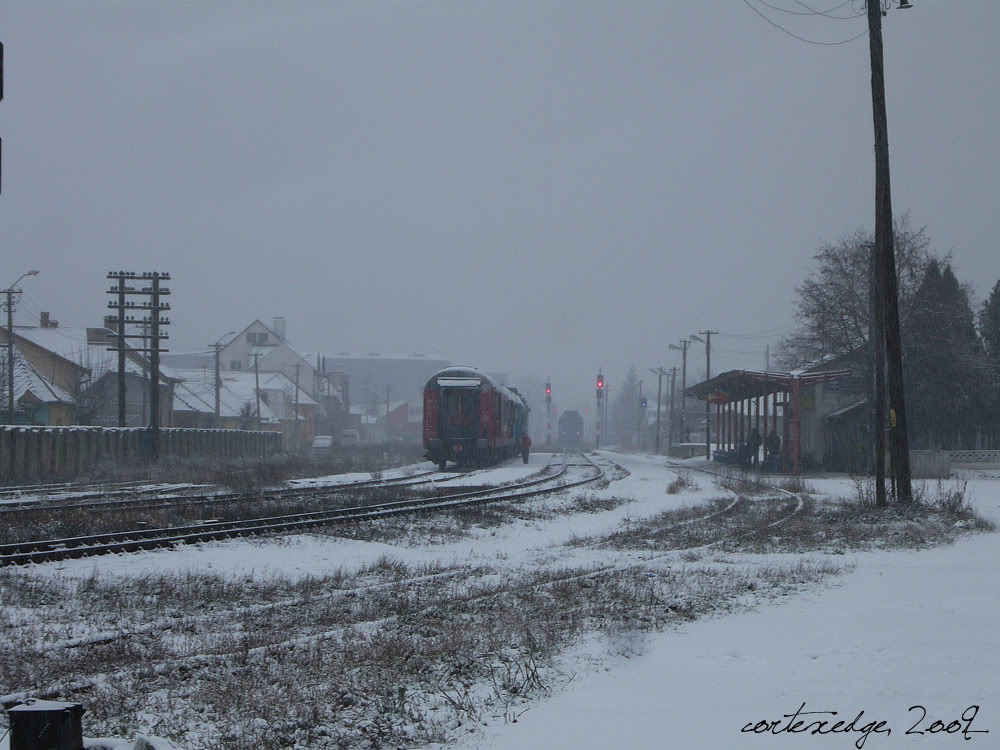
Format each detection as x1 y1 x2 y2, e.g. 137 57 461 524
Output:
246 332 269 346
230 360 242 370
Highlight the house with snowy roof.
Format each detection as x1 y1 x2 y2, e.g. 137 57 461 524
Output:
0 314 181 426
0 348 75 425
172 368 318 449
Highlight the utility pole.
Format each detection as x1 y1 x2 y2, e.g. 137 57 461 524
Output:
697 330 717 461
107 273 169 450
668 367 678 456
867 244 887 507
112 274 126 426
867 0 913 502
210 331 236 429
636 380 643 446
545 378 552 446
253 352 262 431
4 270 40 424
293 362 302 452
650 367 666 455
385 385 391 441
669 340 689 441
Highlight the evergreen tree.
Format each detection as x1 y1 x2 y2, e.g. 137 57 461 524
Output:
979 280 1000 436
980 279 1000 364
903 261 989 447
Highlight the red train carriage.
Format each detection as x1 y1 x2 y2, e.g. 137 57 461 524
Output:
423 367 529 470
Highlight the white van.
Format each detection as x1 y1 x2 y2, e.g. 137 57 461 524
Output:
340 429 361 447
311 435 335 458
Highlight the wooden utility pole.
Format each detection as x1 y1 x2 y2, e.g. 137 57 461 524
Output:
867 0 912 502
699 330 718 461
293 362 302 452
868 244 887 507
106 271 170 449
385 385 391 441
669 340 690 440
114 275 126 425
668 367 677 455
253 352 262 431
213 342 223 428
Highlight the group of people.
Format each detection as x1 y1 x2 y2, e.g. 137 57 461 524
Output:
741 426 781 468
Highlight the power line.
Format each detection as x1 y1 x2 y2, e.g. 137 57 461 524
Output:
743 0 869 45
757 0 860 19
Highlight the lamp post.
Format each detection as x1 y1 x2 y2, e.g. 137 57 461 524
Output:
210 331 236 428
4 270 39 424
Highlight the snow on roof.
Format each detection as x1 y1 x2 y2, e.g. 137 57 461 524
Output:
13 326 182 382
0 351 74 405
171 370 281 423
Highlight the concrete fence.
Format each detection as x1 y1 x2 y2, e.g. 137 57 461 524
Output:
0 426 282 484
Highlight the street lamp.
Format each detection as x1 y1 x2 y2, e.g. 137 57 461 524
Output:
4 270 40 424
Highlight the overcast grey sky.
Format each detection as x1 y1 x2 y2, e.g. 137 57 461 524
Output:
2 1 997 410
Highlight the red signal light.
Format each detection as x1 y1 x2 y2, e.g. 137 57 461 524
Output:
597 376 604 389
545 386 551 395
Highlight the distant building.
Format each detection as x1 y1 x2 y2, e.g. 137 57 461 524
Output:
305 352 449 416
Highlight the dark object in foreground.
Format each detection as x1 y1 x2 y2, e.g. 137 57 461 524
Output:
8 698 84 750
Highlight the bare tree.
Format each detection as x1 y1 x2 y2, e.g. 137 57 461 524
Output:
778 214 931 371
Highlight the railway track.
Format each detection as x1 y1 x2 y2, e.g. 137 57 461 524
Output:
1 452 604 567
0 469 449 515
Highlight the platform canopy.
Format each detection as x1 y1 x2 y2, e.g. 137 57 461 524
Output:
685 368 852 403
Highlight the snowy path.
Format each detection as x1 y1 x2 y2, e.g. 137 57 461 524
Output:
461 457 1000 750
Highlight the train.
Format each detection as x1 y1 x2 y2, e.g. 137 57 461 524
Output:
558 410 585 448
423 367 530 470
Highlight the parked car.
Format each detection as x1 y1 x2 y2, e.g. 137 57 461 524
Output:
311 435 335 458
340 428 361 447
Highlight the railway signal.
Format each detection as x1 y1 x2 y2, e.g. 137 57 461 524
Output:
595 370 604 449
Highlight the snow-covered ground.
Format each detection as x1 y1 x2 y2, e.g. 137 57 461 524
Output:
457 452 1000 750
18 451 714 580
5 451 996 750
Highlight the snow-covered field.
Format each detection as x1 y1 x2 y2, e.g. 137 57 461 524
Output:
459 453 1000 750
2 450 996 750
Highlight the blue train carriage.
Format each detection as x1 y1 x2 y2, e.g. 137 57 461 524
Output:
509 387 531 464
423 367 528 470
